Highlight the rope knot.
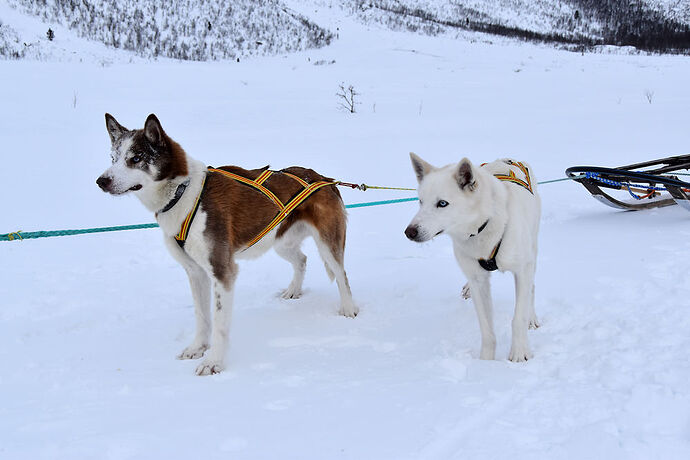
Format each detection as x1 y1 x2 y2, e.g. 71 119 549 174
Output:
8 231 23 241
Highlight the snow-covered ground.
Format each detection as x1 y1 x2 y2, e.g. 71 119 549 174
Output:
2 11 690 460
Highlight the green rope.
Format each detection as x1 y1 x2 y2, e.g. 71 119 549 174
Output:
1 176 575 243
0 199 420 242
1 223 160 242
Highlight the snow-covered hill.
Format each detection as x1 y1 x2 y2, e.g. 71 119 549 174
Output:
0 0 147 63
3 0 333 60
2 0 690 61
349 0 690 52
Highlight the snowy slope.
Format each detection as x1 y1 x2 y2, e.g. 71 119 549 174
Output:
351 0 593 38
348 0 690 52
3 0 690 62
3 0 333 60
2 15 690 460
0 0 142 62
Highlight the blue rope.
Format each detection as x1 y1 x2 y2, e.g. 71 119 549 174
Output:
625 184 645 200
345 197 418 208
584 172 666 200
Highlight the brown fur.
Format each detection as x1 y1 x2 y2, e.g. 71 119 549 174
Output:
160 135 189 179
201 166 347 285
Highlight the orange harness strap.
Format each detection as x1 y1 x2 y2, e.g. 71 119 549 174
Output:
174 168 334 250
174 174 206 247
245 178 333 248
482 160 534 194
210 168 284 209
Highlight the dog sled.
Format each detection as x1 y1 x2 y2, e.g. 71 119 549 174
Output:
566 154 690 211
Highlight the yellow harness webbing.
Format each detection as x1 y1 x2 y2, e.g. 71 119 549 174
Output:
245 178 333 248
211 169 284 209
174 174 206 246
281 171 309 187
174 167 334 250
492 160 533 194
254 169 273 186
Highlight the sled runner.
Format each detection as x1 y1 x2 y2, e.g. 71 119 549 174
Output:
565 154 690 211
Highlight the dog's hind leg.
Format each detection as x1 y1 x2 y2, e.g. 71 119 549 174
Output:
274 225 308 299
509 265 536 362
528 283 540 330
196 263 238 376
311 225 358 318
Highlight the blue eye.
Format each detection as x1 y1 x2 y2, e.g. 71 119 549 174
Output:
437 200 449 208
131 155 142 164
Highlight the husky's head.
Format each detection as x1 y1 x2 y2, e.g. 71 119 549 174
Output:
97 113 187 195
405 153 486 243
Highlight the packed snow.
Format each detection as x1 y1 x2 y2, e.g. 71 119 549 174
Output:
1 5 690 460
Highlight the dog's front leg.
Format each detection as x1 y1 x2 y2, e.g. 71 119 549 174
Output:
466 272 496 360
165 238 212 360
509 267 534 362
177 263 211 360
196 264 238 376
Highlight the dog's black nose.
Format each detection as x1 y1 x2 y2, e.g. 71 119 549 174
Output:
96 175 112 191
405 225 418 241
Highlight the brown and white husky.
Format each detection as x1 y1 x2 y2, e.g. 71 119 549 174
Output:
97 114 357 375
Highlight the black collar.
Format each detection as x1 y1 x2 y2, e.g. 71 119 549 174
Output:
470 219 489 238
478 239 502 271
158 180 189 215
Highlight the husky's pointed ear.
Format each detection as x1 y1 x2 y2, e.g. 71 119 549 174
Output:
144 114 164 146
410 152 434 183
105 113 127 143
456 158 477 191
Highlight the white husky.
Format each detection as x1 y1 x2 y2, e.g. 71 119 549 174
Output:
405 153 541 362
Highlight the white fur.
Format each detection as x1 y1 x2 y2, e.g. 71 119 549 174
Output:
406 154 541 362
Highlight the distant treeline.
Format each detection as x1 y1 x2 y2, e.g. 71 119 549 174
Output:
572 0 690 52
354 0 690 53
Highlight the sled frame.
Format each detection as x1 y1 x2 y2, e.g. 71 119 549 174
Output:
565 154 690 212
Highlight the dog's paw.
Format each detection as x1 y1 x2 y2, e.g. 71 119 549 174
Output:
508 345 532 363
195 359 224 376
339 303 359 318
177 343 208 360
281 286 302 300
461 283 471 300
529 316 541 330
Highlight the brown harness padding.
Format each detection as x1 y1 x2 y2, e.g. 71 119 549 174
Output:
174 167 334 249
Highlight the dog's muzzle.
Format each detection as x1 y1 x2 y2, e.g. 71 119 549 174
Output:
97 176 142 194
405 225 420 241
96 175 112 192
